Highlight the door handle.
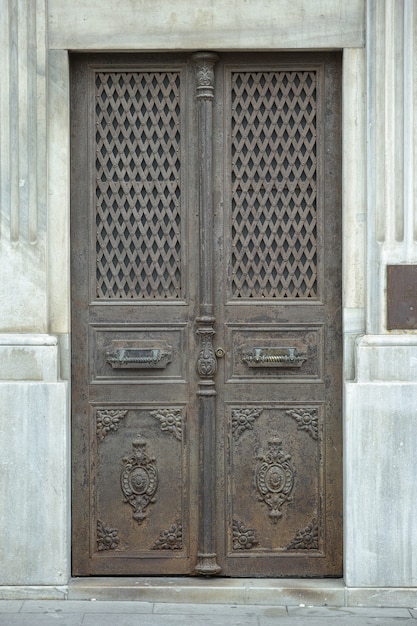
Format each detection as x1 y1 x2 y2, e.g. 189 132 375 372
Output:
215 347 226 358
242 347 306 368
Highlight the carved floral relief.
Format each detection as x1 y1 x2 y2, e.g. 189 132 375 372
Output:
287 519 319 550
97 519 120 551
231 408 262 440
152 520 183 550
286 408 318 440
96 409 128 441
232 519 258 550
150 408 183 441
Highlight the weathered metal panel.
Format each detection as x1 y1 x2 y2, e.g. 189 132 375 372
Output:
213 53 342 577
71 54 198 575
387 265 417 330
71 52 342 577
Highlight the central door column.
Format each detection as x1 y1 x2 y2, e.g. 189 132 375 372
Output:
192 51 221 575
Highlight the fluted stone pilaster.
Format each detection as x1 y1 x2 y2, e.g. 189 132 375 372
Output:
367 0 417 333
0 0 48 331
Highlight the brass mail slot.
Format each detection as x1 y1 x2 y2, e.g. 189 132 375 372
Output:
106 348 172 369
242 347 307 368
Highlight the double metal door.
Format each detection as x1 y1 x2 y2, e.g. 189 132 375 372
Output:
71 52 342 577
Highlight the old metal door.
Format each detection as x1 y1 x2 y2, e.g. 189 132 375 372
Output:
71 52 342 577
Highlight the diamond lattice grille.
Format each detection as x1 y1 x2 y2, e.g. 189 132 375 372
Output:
231 71 317 299
95 72 182 299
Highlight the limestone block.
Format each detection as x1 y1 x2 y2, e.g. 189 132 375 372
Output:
48 0 365 51
0 334 59 381
355 335 417 382
345 380 417 587
0 381 69 585
0 241 47 333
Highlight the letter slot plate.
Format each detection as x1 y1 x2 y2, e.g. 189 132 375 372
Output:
106 347 172 369
242 347 307 368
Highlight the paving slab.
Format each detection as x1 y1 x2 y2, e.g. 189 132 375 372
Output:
0 600 416 626
152 602 287 616
347 588 417 608
20 599 153 614
259 618 415 626
82 614 258 626
0 616 83 626
0 586 67 600
287 606 413 618
0 600 22 612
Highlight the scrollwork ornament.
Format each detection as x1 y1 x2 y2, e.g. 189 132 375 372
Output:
120 435 158 524
197 329 217 377
255 437 295 523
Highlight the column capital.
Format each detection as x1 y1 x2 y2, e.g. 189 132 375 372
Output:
192 52 219 100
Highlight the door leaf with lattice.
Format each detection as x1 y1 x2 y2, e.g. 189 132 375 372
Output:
71 52 342 577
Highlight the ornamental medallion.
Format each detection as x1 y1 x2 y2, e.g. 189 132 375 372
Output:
255 437 295 523
121 435 158 524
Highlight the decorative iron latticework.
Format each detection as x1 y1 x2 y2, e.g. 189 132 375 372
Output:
230 71 317 299
95 71 182 299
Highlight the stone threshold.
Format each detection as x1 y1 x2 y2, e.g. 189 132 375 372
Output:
1 579 416 607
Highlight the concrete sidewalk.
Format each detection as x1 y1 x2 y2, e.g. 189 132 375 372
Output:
0 601 417 625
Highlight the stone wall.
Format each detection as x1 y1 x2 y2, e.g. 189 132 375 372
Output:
345 0 417 586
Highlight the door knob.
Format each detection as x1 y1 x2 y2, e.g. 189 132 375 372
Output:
215 347 225 358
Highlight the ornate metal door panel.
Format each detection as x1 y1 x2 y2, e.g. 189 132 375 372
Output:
213 54 342 576
71 54 200 575
71 52 342 577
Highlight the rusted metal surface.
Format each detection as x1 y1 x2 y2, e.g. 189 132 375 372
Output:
192 52 222 576
71 52 342 578
71 53 198 577
387 265 417 329
213 53 342 576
